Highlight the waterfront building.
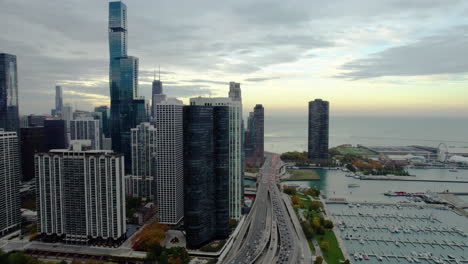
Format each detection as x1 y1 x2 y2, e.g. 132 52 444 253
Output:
154 98 184 225
245 104 264 166
94 105 110 138
20 127 46 181
252 104 264 165
70 118 102 150
183 105 230 248
35 141 126 244
128 122 157 199
308 99 329 161
190 96 243 220
109 1 147 165
44 119 67 150
0 130 21 237
0 53 20 135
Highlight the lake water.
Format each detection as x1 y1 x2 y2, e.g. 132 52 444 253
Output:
279 168 468 202
265 115 468 153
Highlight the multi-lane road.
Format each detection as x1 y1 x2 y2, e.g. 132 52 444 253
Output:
224 153 312 264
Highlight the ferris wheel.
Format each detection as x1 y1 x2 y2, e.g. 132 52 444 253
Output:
437 143 449 162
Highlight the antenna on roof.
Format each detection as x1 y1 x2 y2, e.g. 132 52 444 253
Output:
153 68 156 81
159 65 161 81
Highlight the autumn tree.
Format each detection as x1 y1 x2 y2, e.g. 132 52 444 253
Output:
132 222 170 251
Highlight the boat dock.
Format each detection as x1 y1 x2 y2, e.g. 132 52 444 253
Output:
360 175 468 183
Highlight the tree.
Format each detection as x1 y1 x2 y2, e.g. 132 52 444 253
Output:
314 256 324 264
283 186 297 195
320 241 330 252
323 220 334 229
291 196 300 206
342 260 351 264
132 222 170 251
7 252 38 264
310 201 321 211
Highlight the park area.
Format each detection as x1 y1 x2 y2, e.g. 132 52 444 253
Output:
286 169 321 180
335 146 376 156
284 186 348 264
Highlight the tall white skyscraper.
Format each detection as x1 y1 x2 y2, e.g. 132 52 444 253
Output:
70 118 102 150
154 98 184 225
35 142 126 243
0 130 21 237
127 122 157 199
190 96 243 220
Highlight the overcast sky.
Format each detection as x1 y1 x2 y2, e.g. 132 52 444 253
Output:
2 0 468 116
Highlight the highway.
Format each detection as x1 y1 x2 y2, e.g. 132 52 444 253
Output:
224 153 311 264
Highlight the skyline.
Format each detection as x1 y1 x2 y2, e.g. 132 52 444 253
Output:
1 0 468 116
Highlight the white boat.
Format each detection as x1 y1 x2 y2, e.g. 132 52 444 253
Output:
348 183 360 188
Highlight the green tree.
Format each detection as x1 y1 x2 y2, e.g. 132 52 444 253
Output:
7 252 38 264
342 260 351 264
320 241 330 252
323 220 334 229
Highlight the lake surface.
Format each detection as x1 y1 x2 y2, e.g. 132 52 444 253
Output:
280 168 468 202
265 115 468 153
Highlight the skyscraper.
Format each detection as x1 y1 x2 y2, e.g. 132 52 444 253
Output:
190 96 243 220
252 104 264 166
127 122 157 199
20 127 46 181
35 142 126 244
154 99 184 224
308 99 329 161
109 1 147 163
228 82 241 101
94 105 110 138
183 105 230 249
0 130 21 237
0 53 20 135
55 85 63 113
70 118 102 150
44 119 67 151
151 78 166 119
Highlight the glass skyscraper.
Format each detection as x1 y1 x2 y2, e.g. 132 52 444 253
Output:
108 1 147 166
0 53 19 135
183 105 230 248
308 99 329 161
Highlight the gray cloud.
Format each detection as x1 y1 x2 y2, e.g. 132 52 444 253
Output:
337 26 468 79
165 85 213 97
245 77 280 82
1 0 468 113
183 79 227 85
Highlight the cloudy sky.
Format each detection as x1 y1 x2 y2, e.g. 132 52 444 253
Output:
2 0 468 116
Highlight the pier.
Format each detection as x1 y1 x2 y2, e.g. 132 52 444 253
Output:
360 175 468 183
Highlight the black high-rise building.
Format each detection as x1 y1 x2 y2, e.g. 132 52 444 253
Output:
308 99 329 161
245 104 264 166
20 127 46 181
0 53 19 135
44 119 67 150
252 104 264 166
183 105 229 249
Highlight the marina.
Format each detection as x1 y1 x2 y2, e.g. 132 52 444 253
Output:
327 203 468 264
